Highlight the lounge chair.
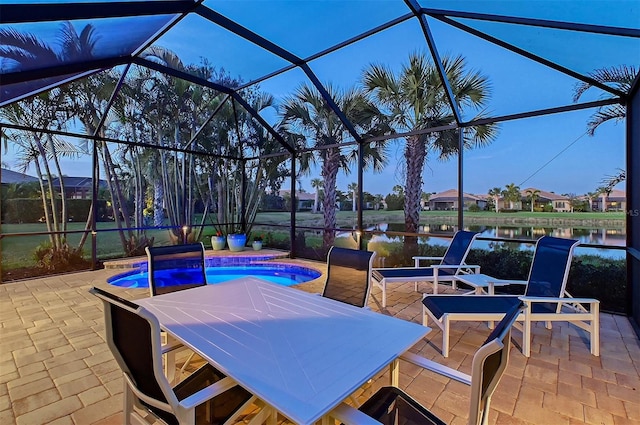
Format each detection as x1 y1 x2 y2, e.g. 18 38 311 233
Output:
422 236 600 357
322 246 377 308
89 287 255 425
330 301 525 425
145 242 207 296
372 231 480 307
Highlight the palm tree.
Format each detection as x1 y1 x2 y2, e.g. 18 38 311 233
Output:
573 65 637 136
525 189 540 212
487 187 502 213
310 178 323 213
501 183 521 210
280 83 389 247
596 186 611 212
363 52 497 252
347 182 358 212
585 191 599 212
573 66 636 190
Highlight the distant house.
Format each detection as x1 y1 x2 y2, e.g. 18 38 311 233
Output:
428 189 487 211
519 188 571 212
48 176 108 199
1 168 39 185
278 189 315 211
592 189 626 212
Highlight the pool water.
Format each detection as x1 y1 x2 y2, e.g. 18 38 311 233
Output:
107 263 322 289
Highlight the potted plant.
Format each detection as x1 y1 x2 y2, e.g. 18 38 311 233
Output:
211 230 226 251
226 229 246 252
252 235 263 251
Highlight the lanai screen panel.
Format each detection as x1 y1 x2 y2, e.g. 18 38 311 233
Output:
1 6 181 104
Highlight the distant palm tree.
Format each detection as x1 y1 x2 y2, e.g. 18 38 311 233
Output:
310 178 323 213
501 183 521 210
348 182 358 212
363 52 497 254
487 187 502 213
585 191 599 212
525 189 540 212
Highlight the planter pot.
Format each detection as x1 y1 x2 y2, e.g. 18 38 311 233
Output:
227 234 246 252
252 241 263 251
211 236 226 251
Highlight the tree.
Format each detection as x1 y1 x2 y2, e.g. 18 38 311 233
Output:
573 66 636 189
347 182 358 212
573 65 637 136
525 189 540 212
280 83 389 247
310 178 323 213
501 183 521 210
585 191 599 212
363 53 497 254
487 187 502 213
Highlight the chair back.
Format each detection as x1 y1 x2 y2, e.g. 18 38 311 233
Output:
146 242 207 296
439 231 479 276
90 287 179 422
468 301 525 425
524 236 579 304
322 247 377 308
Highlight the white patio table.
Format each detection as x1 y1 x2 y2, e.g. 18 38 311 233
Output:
137 277 430 425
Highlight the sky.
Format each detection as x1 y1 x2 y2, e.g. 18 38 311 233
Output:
2 0 636 197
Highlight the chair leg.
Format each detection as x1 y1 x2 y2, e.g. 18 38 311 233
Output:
592 302 600 356
381 283 387 308
442 317 450 357
123 380 135 425
523 309 532 357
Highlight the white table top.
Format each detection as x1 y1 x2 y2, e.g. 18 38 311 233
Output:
137 278 430 425
456 273 524 287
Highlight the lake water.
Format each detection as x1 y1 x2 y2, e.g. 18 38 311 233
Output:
349 222 626 259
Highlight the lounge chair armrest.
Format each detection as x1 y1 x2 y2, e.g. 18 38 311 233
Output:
400 352 471 385
179 376 241 410
431 264 480 271
520 296 599 305
413 256 443 267
330 402 383 425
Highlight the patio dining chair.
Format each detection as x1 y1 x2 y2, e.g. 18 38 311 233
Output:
422 236 600 357
90 287 255 425
322 246 377 308
146 242 208 381
372 231 480 307
331 301 525 425
146 242 207 296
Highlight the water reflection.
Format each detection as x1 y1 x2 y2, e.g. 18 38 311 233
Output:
338 222 626 259
359 222 625 247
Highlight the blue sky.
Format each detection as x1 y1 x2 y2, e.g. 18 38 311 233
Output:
2 0 635 197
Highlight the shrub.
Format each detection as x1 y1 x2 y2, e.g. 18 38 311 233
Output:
33 241 90 272
468 204 481 212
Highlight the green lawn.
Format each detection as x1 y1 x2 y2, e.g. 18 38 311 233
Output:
0 209 626 270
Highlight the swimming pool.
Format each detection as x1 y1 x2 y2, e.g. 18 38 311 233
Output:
107 263 322 289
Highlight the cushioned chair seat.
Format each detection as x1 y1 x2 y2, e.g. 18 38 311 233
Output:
423 295 558 320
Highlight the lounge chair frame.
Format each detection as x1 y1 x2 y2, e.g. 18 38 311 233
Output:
372 231 480 307
422 237 600 357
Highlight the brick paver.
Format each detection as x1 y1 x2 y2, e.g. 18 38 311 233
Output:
1 259 639 425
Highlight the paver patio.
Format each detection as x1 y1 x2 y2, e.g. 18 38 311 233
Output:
1 258 639 425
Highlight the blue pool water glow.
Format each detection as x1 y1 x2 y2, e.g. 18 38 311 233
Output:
107 263 322 289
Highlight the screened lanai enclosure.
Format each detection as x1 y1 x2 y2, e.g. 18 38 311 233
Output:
1 1 639 331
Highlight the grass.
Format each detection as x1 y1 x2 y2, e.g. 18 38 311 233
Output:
1 210 626 270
